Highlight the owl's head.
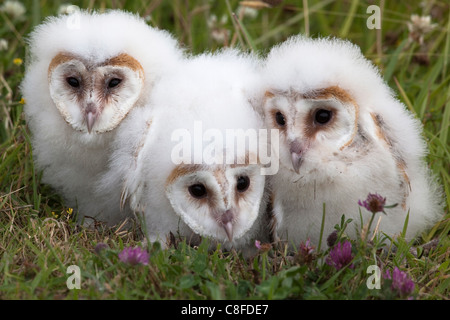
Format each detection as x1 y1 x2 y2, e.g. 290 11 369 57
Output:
23 9 183 134
120 49 266 244
165 161 265 243
262 36 425 181
48 52 144 133
264 86 359 175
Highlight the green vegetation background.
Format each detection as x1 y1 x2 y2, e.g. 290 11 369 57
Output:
0 0 448 300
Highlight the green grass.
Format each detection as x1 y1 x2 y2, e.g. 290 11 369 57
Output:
0 0 449 300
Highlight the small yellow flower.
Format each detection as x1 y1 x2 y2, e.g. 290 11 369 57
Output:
52 211 60 218
19 97 26 104
66 208 74 215
13 58 23 66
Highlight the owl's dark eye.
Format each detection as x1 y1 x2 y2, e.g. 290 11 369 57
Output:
314 109 333 125
66 77 80 88
188 184 207 199
275 111 286 127
108 78 122 88
236 176 250 193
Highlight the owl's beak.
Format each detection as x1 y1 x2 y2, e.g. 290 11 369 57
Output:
220 209 235 242
86 111 97 134
223 222 233 242
291 152 303 174
85 103 98 134
290 140 304 174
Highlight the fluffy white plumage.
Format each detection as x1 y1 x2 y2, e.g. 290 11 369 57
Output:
99 49 270 255
21 10 184 225
261 36 444 247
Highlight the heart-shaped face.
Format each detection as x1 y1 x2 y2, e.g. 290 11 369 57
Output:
165 162 265 243
48 52 144 134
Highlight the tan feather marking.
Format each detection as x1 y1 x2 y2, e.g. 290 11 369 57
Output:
166 164 220 210
264 91 287 138
302 86 356 104
303 106 338 140
120 184 129 211
48 52 77 75
302 86 359 149
370 113 387 142
397 160 412 210
339 126 359 151
370 112 410 209
49 53 144 76
213 168 229 208
267 191 278 244
264 90 275 99
133 119 153 166
165 164 206 188
104 53 144 77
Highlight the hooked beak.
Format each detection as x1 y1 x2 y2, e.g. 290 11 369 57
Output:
86 111 97 134
220 209 235 242
85 103 98 134
290 140 305 174
291 152 303 174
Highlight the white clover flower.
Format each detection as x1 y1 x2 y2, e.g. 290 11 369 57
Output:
144 15 152 23
207 14 218 28
238 6 259 20
58 4 72 15
220 14 228 25
57 4 79 15
0 39 8 51
407 14 437 45
211 29 231 44
1 1 26 20
207 14 230 45
207 14 228 28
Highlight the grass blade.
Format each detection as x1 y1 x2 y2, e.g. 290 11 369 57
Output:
339 0 359 38
317 203 326 252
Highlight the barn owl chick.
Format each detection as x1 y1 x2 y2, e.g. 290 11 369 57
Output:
262 36 443 248
21 10 184 225
100 50 270 255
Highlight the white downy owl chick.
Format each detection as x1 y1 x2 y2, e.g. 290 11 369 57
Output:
21 10 184 225
100 49 270 255
261 36 443 248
